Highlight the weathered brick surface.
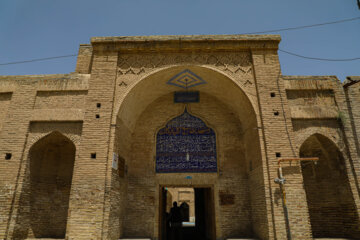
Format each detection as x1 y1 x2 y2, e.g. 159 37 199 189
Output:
285 76 360 239
0 80 36 240
252 51 312 240
344 77 360 179
0 74 87 239
75 44 93 74
34 90 87 109
0 35 359 240
66 52 118 240
0 92 12 132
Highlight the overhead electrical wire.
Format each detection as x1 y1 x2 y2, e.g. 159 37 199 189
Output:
279 49 360 61
0 54 77 66
0 17 359 66
242 16 360 34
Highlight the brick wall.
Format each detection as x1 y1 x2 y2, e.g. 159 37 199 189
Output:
344 78 360 173
0 74 87 239
1 35 359 240
66 52 118 239
34 90 87 109
286 76 360 239
252 52 313 240
75 44 93 74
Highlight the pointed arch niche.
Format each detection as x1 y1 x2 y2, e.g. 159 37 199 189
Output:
156 108 217 173
112 66 265 239
300 134 360 238
28 131 75 238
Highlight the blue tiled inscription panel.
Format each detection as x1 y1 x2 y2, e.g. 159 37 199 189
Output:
156 109 217 173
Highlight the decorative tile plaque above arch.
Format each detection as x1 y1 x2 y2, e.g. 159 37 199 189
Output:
156 108 217 173
167 69 206 89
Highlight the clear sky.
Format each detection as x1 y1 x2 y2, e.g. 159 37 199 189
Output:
0 0 359 81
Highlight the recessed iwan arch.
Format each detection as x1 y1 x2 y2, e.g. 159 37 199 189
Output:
112 64 265 239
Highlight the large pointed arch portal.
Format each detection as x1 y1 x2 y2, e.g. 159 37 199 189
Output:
156 108 217 173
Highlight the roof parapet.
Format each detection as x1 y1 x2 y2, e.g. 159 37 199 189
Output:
90 34 281 52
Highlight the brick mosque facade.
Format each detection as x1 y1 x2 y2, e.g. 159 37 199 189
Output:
0 35 360 240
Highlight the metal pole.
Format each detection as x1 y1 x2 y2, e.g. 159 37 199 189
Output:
275 158 318 240
278 166 292 240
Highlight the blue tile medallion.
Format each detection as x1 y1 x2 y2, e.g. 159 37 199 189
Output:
167 69 206 89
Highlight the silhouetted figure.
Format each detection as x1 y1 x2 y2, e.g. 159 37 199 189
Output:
358 0 360 9
179 202 189 222
169 201 183 240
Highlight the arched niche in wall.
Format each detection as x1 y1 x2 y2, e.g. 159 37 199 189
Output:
300 133 360 239
28 131 75 238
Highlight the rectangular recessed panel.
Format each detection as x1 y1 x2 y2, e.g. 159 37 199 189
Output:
174 91 199 103
219 192 235 206
35 90 87 109
0 92 12 132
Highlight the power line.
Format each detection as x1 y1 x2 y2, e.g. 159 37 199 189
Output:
279 49 360 61
242 16 360 34
0 16 360 66
0 54 77 66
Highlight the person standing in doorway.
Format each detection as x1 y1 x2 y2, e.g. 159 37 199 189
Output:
169 201 183 240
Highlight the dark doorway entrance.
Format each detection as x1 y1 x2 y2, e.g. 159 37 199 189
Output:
159 186 215 240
